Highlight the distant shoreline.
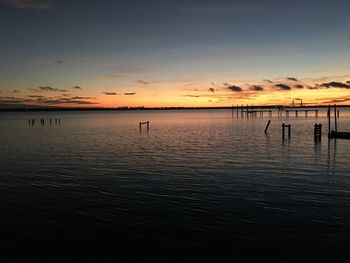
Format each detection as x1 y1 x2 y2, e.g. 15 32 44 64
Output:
0 105 349 112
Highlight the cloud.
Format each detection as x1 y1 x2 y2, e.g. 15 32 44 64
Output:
72 86 82 89
208 88 215 93
287 77 298 82
320 82 350 89
28 95 44 98
250 85 263 91
138 80 149 85
183 95 200 98
227 85 242 92
307 85 320 90
347 81 350 84
103 92 117 95
210 82 216 86
37 86 68 92
70 96 94 100
26 96 98 105
223 82 231 87
13 90 21 93
294 84 304 89
263 79 273 83
275 84 291 90
322 97 350 104
124 92 136 96
3 0 52 10
1 94 98 106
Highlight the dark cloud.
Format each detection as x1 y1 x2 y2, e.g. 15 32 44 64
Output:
3 0 52 10
1 94 98 106
13 90 21 93
208 88 215 93
39 99 98 105
124 92 136 96
227 85 242 92
250 85 264 91
210 82 216 86
347 81 350 84
287 77 298 82
54 60 64 64
183 95 200 98
0 99 24 104
72 86 82 89
103 92 117 95
263 79 273 83
307 85 320 90
70 96 94 100
26 96 98 105
38 86 68 92
320 82 350 89
294 84 304 89
323 97 350 104
28 95 44 98
138 80 149 85
223 82 231 87
275 84 291 90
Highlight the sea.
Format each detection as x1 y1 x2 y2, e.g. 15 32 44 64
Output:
1 108 350 262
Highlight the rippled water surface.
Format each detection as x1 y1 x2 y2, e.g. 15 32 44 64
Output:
1 109 350 262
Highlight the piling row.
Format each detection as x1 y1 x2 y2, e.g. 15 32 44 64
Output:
28 118 61 126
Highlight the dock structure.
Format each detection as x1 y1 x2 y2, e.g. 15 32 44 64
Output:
328 105 350 139
278 107 318 118
232 105 272 118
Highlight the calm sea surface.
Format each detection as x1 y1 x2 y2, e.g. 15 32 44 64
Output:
1 108 350 262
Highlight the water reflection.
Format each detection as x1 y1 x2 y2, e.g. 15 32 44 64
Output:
327 138 337 176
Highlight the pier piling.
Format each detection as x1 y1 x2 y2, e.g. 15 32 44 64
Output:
264 120 271 133
282 123 291 139
139 121 150 131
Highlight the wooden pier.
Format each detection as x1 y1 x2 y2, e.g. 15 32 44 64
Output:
232 105 272 118
278 107 318 117
328 105 350 139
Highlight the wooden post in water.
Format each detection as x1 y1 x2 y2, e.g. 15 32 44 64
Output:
282 123 285 139
327 105 331 135
139 121 150 131
314 123 322 138
316 110 318 117
264 120 271 133
334 104 337 133
288 124 291 138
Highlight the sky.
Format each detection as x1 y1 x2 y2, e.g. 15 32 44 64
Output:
1 0 350 108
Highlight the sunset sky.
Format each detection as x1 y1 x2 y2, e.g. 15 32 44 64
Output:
1 0 350 107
